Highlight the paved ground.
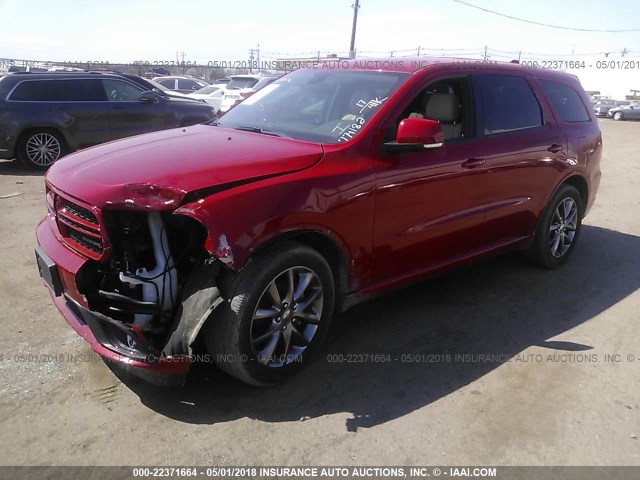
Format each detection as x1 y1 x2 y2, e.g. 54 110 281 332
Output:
0 120 638 466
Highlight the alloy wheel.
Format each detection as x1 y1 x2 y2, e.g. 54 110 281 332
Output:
250 266 323 367
25 133 62 167
548 197 578 258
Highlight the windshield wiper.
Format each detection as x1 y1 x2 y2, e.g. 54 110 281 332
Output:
232 125 285 137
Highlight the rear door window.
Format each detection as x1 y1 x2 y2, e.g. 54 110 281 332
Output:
177 79 198 91
538 79 590 123
473 74 543 135
50 79 107 101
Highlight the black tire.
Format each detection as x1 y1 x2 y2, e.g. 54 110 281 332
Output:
524 184 584 269
204 242 335 386
613 111 624 121
17 129 67 170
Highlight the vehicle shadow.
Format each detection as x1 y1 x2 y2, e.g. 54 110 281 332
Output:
113 225 640 430
0 159 44 176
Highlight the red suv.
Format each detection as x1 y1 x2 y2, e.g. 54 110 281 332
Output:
35 58 601 386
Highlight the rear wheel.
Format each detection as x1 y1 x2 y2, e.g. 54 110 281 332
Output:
17 129 67 170
524 184 584 269
204 242 335 386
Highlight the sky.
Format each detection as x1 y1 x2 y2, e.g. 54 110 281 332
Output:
1 0 639 97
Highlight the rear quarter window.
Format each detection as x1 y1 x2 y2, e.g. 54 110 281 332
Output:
9 80 53 101
538 79 590 123
9 79 107 101
474 74 543 135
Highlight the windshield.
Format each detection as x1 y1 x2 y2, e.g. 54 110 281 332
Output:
215 69 410 143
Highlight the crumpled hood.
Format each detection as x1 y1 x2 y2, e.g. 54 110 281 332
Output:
46 124 324 209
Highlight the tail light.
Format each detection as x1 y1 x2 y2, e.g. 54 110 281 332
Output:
239 90 254 99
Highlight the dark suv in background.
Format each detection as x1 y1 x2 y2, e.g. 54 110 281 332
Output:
0 72 215 169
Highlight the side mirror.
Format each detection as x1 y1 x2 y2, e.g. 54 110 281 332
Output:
384 118 445 153
139 91 158 103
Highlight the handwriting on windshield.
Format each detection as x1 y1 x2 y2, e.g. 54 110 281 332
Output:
334 116 366 143
355 96 388 114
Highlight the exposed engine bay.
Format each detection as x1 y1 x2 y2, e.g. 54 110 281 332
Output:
74 211 221 358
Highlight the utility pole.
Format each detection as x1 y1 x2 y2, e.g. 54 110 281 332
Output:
256 43 260 72
483 45 488 61
349 0 360 59
622 47 628 57
417 46 421 56
180 51 186 74
249 48 254 73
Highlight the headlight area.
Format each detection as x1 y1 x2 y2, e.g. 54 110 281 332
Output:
73 210 220 364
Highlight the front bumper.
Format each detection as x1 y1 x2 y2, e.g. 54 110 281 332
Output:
36 216 191 386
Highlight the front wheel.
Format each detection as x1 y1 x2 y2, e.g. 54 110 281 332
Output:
613 111 624 121
205 242 335 386
17 130 67 169
524 184 584 269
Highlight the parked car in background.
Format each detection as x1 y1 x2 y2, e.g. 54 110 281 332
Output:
152 75 210 93
219 75 280 112
0 72 215 169
590 94 610 105
186 84 226 112
35 58 601 387
607 101 640 121
593 99 617 117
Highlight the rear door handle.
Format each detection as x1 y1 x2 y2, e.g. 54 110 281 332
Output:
548 144 563 153
462 158 485 168
111 105 124 110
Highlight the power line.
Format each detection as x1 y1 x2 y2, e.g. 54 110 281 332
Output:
452 0 640 32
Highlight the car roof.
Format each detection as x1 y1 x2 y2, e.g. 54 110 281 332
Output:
152 75 205 80
0 71 139 83
314 56 579 82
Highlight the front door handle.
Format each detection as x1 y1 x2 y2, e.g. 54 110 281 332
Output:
462 158 485 168
548 144 563 153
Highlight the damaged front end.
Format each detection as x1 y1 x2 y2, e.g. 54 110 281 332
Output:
38 186 226 386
